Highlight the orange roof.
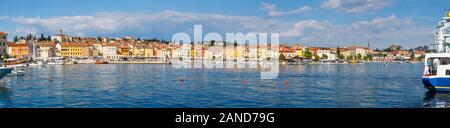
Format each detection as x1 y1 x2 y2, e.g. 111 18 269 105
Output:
346 46 370 50
0 32 7 35
103 43 119 46
8 43 27 47
37 42 56 47
61 43 92 47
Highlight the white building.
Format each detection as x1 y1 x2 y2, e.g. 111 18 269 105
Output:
181 44 191 61
205 46 223 61
102 44 118 60
38 43 56 60
317 48 336 61
347 46 371 57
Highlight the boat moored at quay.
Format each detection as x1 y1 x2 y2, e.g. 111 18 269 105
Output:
422 10 450 91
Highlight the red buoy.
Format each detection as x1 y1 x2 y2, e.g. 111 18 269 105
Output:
243 80 249 85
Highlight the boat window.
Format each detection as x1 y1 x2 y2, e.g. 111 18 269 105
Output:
447 70 450 75
427 57 450 65
440 58 450 65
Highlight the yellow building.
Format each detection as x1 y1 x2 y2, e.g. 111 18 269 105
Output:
118 45 130 56
144 46 155 58
225 47 236 61
132 44 145 57
8 43 29 58
60 43 92 58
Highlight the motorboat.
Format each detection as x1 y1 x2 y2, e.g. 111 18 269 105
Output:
7 68 25 76
47 57 64 65
95 60 109 64
29 60 45 66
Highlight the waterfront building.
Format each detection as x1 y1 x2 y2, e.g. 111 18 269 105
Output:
292 44 307 57
144 45 155 58
156 48 171 61
37 42 56 60
170 46 182 60
131 43 146 58
102 43 119 60
347 46 372 58
181 44 191 61
258 45 273 61
225 46 236 61
0 32 8 57
393 50 411 60
91 43 103 57
60 43 92 58
279 45 295 59
235 46 246 61
316 47 336 61
118 44 131 56
339 48 350 59
248 45 259 61
8 42 29 58
206 46 223 61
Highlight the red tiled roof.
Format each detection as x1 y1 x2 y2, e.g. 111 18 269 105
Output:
8 43 27 47
61 43 92 47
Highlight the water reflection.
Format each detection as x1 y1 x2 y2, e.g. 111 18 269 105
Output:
423 91 450 108
0 84 12 107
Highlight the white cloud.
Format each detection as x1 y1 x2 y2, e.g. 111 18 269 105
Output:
320 0 390 14
349 14 412 34
11 10 281 37
282 20 332 37
281 14 430 48
260 2 312 17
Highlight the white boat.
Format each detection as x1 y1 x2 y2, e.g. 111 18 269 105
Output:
29 60 45 66
422 10 450 91
7 68 25 76
47 57 65 65
4 58 28 68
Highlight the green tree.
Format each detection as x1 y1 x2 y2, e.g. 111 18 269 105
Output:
313 54 320 62
279 53 287 61
336 46 341 58
357 53 362 60
13 36 18 42
47 36 51 41
339 55 345 60
346 56 353 61
366 54 373 61
304 48 312 59
410 53 415 61
40 33 45 41
322 54 328 60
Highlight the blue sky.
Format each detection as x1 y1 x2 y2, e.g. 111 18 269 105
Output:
0 0 448 49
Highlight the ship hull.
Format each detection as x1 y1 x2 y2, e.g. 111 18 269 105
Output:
0 67 13 79
422 76 450 91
